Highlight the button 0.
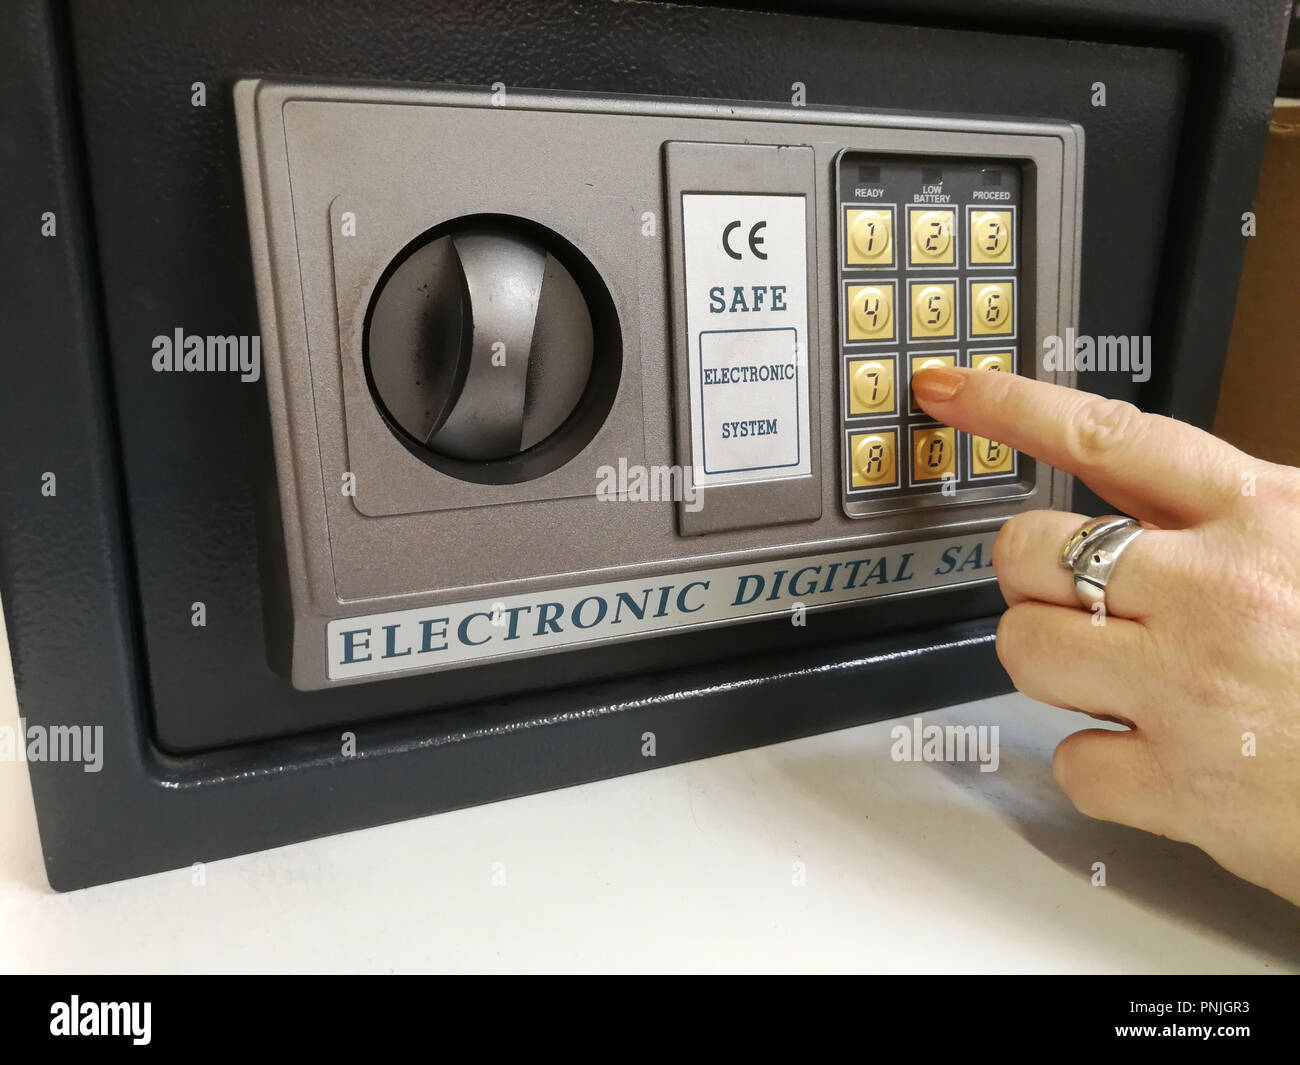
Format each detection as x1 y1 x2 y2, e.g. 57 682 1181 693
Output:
970 210 1013 264
910 281 955 339
972 435 1014 476
970 281 1013 336
850 430 897 488
845 208 894 266
911 426 957 483
847 283 895 341
972 350 1013 374
848 357 895 415
909 208 955 266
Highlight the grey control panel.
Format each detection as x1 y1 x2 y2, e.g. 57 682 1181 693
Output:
235 82 1081 690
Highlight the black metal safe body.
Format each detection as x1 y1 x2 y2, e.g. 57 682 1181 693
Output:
0 0 1289 889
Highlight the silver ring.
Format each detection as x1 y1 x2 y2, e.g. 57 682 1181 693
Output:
1059 515 1144 610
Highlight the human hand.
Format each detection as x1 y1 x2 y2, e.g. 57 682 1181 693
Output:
912 365 1300 907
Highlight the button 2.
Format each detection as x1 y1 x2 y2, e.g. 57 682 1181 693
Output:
850 430 898 488
909 207 955 266
845 208 894 266
847 283 895 341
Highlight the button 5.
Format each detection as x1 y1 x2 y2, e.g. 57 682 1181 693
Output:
910 281 956 340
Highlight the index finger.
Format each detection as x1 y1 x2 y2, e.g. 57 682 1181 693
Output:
911 365 1255 528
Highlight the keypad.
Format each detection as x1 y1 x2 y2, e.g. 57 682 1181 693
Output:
837 155 1023 514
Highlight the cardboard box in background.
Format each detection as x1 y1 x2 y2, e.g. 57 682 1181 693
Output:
1213 104 1300 467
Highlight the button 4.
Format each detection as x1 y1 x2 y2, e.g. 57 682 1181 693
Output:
847 283 895 341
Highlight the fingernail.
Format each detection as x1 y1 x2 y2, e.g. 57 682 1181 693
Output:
911 366 966 403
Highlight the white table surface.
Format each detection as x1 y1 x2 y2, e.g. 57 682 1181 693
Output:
2 605 1297 974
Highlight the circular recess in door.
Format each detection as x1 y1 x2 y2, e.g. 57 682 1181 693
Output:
363 214 622 485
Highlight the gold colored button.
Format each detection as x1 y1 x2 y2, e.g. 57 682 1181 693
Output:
909 208 955 265
910 281 956 339
847 284 894 341
908 353 956 413
848 358 895 415
971 435 1014 476
845 208 894 266
972 350 1013 374
970 281 1013 335
970 210 1013 264
850 430 897 488
911 426 957 483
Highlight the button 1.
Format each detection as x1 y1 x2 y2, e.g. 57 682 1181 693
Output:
971 435 1014 476
970 281 1013 336
909 207 955 266
847 283 895 341
969 209 1013 265
850 430 898 488
911 426 957 483
848 357 895 415
910 281 956 340
845 208 894 266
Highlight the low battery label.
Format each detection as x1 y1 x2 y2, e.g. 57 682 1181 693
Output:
681 194 811 487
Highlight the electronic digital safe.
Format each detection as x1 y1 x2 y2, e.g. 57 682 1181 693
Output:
1 0 1289 888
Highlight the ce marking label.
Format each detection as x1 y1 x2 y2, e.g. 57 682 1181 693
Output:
722 219 768 261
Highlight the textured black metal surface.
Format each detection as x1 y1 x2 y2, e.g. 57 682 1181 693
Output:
0 0 1287 888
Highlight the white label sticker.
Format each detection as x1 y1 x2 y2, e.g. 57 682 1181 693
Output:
325 532 996 681
681 194 810 487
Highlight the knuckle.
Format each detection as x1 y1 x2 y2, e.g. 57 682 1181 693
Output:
1064 396 1145 469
